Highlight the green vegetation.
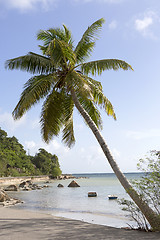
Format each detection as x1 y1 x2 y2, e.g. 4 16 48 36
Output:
0 128 61 177
119 151 160 231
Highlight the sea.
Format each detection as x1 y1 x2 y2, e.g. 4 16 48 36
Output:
10 173 144 228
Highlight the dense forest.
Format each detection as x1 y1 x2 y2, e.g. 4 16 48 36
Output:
0 128 62 177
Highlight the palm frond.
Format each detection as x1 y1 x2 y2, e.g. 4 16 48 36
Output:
71 72 116 120
5 52 55 74
68 70 92 98
37 28 65 45
62 24 73 45
37 26 73 49
81 59 133 75
12 74 55 119
46 38 76 68
62 94 75 147
76 92 103 129
40 90 65 142
82 75 103 91
92 88 116 120
74 18 105 63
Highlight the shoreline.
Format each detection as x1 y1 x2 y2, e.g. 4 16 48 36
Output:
0 174 76 185
0 175 50 185
0 206 159 239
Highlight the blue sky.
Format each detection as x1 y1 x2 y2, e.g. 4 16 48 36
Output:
0 0 160 173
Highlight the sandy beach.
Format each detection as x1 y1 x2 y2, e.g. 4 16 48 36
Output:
0 206 159 240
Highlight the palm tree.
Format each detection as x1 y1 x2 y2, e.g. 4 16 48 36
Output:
5 18 160 230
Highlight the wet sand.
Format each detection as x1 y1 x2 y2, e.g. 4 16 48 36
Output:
0 207 159 240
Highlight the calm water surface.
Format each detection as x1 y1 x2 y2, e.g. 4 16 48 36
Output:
10 173 143 228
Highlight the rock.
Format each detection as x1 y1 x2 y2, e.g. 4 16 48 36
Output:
19 181 27 188
19 180 33 188
3 198 23 206
57 183 64 188
26 180 33 185
22 187 31 191
68 180 80 187
4 185 18 191
88 192 97 197
0 190 10 202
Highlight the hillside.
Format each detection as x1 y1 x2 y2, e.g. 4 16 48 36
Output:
0 128 62 177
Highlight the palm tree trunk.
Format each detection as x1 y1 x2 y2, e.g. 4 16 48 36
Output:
71 89 160 231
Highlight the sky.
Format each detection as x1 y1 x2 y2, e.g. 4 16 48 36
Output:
0 0 160 174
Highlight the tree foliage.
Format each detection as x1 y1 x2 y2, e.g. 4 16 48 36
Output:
119 151 160 231
0 128 61 177
5 18 132 148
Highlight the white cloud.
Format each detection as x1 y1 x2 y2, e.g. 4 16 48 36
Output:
134 11 160 39
0 112 26 131
108 20 117 30
126 129 160 140
0 0 57 12
25 140 36 149
24 138 69 156
135 17 153 32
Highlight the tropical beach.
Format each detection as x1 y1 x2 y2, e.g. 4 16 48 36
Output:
0 174 160 239
1 206 160 240
1 0 160 237
4 173 141 228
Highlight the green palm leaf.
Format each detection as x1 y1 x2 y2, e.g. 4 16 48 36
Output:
62 25 73 45
62 94 75 147
5 52 55 74
80 59 133 75
13 74 55 119
82 75 103 91
46 38 76 68
74 18 105 63
40 90 65 142
68 70 92 98
37 26 72 46
92 88 116 120
76 92 103 129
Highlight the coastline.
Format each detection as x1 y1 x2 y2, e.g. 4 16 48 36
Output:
0 206 159 240
0 175 50 185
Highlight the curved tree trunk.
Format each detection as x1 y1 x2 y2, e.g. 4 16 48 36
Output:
71 89 160 231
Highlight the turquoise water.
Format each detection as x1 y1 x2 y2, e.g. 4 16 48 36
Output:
10 173 143 228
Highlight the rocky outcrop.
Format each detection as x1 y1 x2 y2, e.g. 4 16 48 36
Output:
68 180 80 187
19 181 48 191
0 181 49 193
0 180 49 207
0 190 10 202
0 190 22 206
0 176 50 186
19 180 32 188
57 183 64 188
56 174 75 180
4 185 18 191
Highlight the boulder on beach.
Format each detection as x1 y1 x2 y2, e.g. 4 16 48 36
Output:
68 180 80 187
4 185 18 191
19 181 27 188
57 183 64 188
0 190 10 202
26 180 33 185
19 180 32 188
